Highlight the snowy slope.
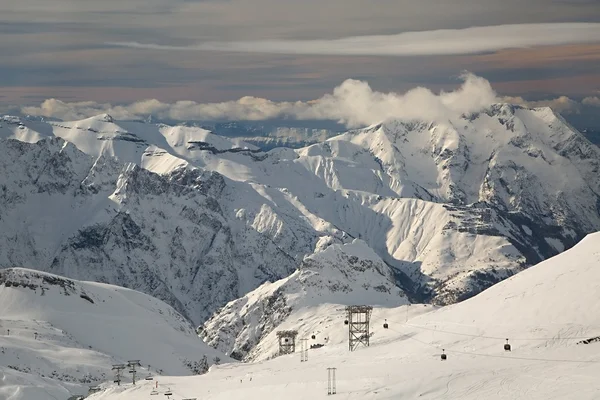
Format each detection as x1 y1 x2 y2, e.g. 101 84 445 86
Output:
1 104 599 323
87 232 600 400
201 239 408 361
0 137 320 324
0 268 231 400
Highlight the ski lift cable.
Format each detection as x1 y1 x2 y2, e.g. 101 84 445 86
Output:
377 318 600 364
402 321 596 341
370 312 598 341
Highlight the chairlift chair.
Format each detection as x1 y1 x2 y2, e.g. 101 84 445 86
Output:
383 319 389 329
145 374 153 380
150 390 159 395
440 349 447 361
504 339 511 352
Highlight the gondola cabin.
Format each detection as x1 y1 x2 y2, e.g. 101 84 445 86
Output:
344 320 349 325
504 339 511 352
311 334 316 339
441 349 447 361
383 319 388 329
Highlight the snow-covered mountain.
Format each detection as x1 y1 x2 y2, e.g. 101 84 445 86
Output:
86 232 600 400
201 239 408 361
1 103 599 327
0 268 231 400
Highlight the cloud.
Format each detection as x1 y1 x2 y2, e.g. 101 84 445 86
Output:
582 96 600 107
109 23 600 56
502 95 583 114
22 73 499 127
19 73 599 128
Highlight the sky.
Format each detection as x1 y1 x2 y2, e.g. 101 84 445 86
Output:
1 0 600 127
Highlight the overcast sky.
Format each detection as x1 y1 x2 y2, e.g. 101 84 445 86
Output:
1 0 600 126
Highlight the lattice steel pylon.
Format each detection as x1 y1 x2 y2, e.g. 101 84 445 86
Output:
345 305 373 351
276 330 298 355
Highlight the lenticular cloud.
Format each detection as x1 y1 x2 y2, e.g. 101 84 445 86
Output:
109 23 600 56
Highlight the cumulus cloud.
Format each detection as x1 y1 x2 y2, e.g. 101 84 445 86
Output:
19 73 597 128
582 96 600 107
109 23 600 56
502 95 583 114
22 73 500 127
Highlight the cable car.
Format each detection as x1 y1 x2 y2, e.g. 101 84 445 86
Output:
441 349 447 361
383 319 388 329
344 320 348 325
504 339 511 352
311 334 316 339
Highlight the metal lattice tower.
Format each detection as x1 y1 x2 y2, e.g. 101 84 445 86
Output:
345 305 373 351
300 338 309 362
276 330 298 355
327 367 337 395
111 364 126 385
127 360 141 385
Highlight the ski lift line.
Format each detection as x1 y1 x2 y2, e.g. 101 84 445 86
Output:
402 321 596 341
379 320 600 364
371 313 597 341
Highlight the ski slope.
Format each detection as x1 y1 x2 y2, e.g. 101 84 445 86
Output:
0 268 230 400
90 232 600 399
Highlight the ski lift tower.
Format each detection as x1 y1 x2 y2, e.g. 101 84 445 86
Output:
345 305 373 351
276 330 298 355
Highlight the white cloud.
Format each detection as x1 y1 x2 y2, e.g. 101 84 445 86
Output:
19 73 593 128
502 96 582 114
22 73 499 127
109 23 600 56
582 96 600 107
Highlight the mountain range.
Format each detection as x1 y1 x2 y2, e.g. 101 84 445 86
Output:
1 103 599 339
